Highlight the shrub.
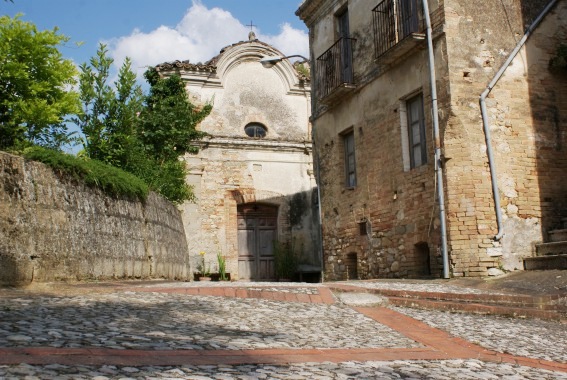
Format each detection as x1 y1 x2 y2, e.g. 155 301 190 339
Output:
22 146 149 201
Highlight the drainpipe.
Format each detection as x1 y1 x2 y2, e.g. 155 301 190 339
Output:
422 0 450 278
479 0 557 241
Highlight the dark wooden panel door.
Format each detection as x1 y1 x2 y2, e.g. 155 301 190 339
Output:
237 204 277 280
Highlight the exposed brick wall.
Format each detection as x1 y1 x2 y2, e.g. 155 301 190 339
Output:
444 0 567 274
315 42 447 280
302 0 567 279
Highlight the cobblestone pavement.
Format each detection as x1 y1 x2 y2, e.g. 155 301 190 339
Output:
0 281 565 379
391 306 567 363
1 360 566 379
0 292 419 350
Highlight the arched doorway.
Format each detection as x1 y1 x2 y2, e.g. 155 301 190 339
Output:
237 203 278 280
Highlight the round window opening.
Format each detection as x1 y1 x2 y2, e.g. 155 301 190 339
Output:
244 123 267 138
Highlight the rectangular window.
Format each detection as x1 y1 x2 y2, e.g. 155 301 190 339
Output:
407 94 427 168
343 131 356 187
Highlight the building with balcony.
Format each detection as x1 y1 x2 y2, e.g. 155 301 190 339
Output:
297 0 567 279
156 35 319 281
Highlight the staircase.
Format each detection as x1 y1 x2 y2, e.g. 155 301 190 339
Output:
524 218 567 270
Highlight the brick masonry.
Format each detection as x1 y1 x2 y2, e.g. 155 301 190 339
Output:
298 0 567 280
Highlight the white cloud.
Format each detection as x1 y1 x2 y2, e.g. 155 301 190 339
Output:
106 0 309 79
261 23 309 61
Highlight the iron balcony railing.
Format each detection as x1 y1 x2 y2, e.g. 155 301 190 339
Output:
373 0 424 59
315 37 356 101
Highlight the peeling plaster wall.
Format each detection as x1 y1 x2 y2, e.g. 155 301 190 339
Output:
0 152 191 285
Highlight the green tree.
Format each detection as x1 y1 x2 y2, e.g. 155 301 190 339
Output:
0 15 80 149
139 68 211 162
73 43 143 166
74 48 212 204
131 68 212 203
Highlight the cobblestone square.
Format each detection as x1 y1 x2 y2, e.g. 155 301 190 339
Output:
0 281 565 379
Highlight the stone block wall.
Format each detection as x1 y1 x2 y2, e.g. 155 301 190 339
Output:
182 145 318 280
0 152 191 285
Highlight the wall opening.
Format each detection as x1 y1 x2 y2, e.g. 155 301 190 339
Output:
414 242 431 276
345 252 358 280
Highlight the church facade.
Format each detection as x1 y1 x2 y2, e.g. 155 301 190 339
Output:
156 36 319 281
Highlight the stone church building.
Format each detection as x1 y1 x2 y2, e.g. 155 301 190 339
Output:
156 35 319 281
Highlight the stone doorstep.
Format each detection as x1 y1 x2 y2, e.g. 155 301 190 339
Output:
524 254 567 271
387 297 567 322
549 229 567 242
326 283 562 306
535 241 567 256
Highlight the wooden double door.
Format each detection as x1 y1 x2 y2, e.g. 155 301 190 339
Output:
237 204 277 281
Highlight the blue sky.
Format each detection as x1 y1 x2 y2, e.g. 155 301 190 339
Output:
4 0 308 78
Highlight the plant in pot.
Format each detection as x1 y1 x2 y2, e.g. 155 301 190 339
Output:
215 252 230 281
195 251 211 281
273 241 297 282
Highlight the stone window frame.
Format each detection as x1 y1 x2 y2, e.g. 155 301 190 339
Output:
244 122 268 138
341 128 357 188
400 91 427 171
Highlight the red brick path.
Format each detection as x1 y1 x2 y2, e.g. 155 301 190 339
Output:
0 286 565 373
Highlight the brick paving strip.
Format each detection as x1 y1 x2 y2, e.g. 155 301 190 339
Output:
0 285 565 374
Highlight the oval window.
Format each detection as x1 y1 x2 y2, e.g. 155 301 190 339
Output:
244 123 267 138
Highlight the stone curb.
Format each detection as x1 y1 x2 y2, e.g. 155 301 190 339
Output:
326 283 567 321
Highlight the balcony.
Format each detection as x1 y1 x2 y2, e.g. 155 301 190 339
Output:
315 37 356 104
373 0 425 64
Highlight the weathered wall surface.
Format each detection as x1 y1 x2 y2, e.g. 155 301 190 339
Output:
158 39 317 280
444 0 567 274
300 0 447 280
0 152 191 285
299 0 566 279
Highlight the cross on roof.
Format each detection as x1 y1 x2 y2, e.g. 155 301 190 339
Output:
246 21 256 31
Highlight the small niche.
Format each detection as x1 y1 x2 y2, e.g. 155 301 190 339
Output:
345 252 358 280
415 242 431 276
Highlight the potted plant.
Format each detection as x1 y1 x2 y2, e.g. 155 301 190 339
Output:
195 251 211 281
216 252 229 281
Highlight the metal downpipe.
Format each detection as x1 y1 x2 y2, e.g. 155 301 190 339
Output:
479 0 558 241
422 0 450 278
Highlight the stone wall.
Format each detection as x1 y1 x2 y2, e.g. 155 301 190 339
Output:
0 152 191 285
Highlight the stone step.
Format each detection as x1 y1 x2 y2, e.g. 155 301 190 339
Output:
524 254 567 270
387 297 565 321
327 284 566 321
549 229 567 242
535 240 567 256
